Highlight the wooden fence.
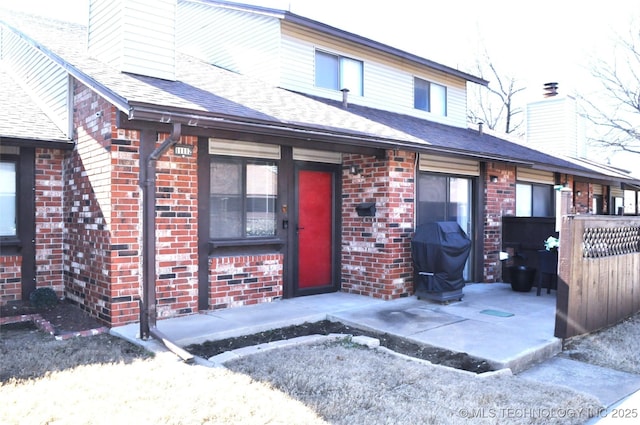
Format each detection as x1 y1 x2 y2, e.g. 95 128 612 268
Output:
555 213 640 338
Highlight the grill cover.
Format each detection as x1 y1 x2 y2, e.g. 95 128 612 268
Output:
412 222 472 293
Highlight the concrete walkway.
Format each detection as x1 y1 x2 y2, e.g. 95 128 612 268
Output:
112 283 640 414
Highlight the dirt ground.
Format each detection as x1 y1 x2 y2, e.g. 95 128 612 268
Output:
0 299 104 333
185 320 494 373
1 300 492 373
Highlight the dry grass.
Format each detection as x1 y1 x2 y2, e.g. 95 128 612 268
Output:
227 340 601 425
563 313 640 374
0 323 146 381
0 324 326 425
5 311 640 424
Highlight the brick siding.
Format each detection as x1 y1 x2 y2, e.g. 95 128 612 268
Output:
209 255 283 309
483 162 516 282
154 133 199 319
35 148 65 295
574 181 591 214
341 151 415 299
0 256 22 304
64 82 118 323
65 81 201 326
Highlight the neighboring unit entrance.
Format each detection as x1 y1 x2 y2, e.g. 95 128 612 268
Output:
293 164 340 295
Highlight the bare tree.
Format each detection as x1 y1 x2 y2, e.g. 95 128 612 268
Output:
468 50 526 136
580 26 640 155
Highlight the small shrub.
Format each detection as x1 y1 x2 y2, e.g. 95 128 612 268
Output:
29 287 59 309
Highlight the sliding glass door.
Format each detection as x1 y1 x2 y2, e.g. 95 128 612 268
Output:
417 174 474 280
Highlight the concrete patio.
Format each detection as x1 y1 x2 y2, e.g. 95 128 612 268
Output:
113 283 559 373
112 282 640 412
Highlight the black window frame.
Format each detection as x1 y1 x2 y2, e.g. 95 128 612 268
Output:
516 182 555 218
209 155 280 245
0 149 34 259
0 156 20 246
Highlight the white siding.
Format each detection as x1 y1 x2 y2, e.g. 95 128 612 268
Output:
208 139 281 159
516 168 555 184
1 28 70 136
592 184 603 196
292 148 342 164
610 186 624 198
526 96 586 158
87 0 123 67
177 2 281 86
280 35 314 92
419 154 479 176
88 0 176 81
280 33 468 127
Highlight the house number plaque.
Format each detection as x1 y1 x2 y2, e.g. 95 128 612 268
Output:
173 144 193 157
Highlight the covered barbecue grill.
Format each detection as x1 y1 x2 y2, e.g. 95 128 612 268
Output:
411 221 472 302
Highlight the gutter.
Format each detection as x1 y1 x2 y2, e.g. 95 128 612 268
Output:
125 104 534 166
138 122 194 363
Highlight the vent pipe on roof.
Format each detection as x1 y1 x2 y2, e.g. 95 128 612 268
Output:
341 88 350 108
543 82 559 98
478 122 484 136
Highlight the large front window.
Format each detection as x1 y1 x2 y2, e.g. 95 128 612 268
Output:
315 50 363 96
210 158 277 239
0 161 17 237
414 77 447 116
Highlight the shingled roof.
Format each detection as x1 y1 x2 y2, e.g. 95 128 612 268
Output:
1 10 638 185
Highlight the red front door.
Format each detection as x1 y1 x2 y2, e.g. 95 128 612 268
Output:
296 168 335 293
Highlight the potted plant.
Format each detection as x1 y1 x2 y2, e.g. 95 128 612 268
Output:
544 236 559 252
538 236 559 293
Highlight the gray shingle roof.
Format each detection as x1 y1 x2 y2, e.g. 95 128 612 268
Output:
2 11 637 184
302 95 601 173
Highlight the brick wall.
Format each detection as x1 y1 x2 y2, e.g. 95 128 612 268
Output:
0 256 22 304
35 148 65 295
209 255 283 309
66 81 201 326
155 133 199 319
106 131 143 325
65 82 116 323
574 181 591 214
484 162 516 282
341 151 415 299
0 147 66 305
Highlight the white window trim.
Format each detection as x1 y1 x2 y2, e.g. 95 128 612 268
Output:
314 49 363 96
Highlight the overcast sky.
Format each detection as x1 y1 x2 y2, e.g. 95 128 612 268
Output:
4 0 640 167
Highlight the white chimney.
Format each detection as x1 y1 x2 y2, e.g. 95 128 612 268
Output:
88 0 176 81
526 83 586 158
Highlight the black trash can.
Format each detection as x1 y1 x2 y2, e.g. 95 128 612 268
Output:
411 222 472 302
